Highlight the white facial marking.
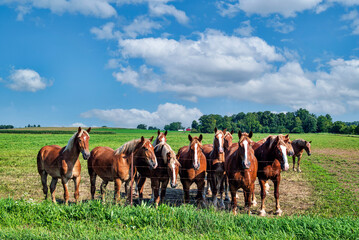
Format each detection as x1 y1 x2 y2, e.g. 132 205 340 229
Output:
171 162 176 183
243 140 248 164
161 137 165 143
280 145 289 170
218 134 223 152
194 143 198 167
84 136 87 141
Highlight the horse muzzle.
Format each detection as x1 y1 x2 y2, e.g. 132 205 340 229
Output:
170 182 178 188
193 163 200 170
81 150 90 160
288 150 294 156
242 160 251 169
281 163 289 171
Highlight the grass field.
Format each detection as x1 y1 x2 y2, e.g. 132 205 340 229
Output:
0 128 359 238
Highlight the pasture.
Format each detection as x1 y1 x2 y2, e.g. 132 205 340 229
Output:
0 128 359 238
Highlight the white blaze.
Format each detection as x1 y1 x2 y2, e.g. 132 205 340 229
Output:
194 143 198 168
171 162 176 184
243 140 248 164
280 145 289 171
161 137 165 143
218 134 223 152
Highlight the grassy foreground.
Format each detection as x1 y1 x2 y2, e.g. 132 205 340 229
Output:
0 198 358 240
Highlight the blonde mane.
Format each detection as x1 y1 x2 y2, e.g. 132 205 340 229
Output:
64 129 88 152
114 139 141 156
154 142 176 164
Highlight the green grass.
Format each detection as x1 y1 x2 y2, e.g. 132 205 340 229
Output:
0 198 358 239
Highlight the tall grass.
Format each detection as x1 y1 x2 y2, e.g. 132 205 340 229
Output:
0 198 358 239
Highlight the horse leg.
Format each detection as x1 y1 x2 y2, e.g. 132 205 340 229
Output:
100 180 108 202
297 155 302 173
211 173 218 207
90 173 97 200
40 171 48 200
224 174 230 202
182 181 190 204
49 177 58 203
196 178 206 207
273 177 282 216
137 176 146 203
114 178 122 203
292 156 297 171
73 175 81 203
206 173 212 196
243 189 251 215
160 178 169 205
258 179 267 216
61 177 70 205
252 187 258 207
151 178 160 207
218 175 225 209
229 183 238 215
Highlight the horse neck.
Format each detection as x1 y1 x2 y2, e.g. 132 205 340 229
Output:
63 142 81 163
256 141 276 167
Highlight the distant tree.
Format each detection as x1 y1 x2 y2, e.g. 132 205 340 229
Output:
37 125 41 128
148 126 159 130
137 124 147 130
355 125 359 135
164 122 183 131
0 125 14 129
198 115 216 133
191 120 199 130
330 121 346 133
303 115 317 133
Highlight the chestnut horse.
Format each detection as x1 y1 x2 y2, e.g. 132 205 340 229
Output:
253 134 294 216
223 130 234 201
178 134 207 205
141 142 180 206
87 136 157 202
291 139 312 172
202 128 227 208
225 131 257 215
37 127 91 204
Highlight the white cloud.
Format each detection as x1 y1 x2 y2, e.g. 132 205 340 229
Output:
234 20 254 36
81 103 202 128
6 69 52 92
70 122 87 127
1 0 117 19
123 15 162 38
267 16 295 33
91 22 120 40
341 10 359 34
148 1 189 24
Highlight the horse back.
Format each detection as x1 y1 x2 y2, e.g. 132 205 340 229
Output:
37 145 63 175
291 140 304 156
202 144 213 159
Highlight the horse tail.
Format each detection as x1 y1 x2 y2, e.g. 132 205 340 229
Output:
37 148 44 175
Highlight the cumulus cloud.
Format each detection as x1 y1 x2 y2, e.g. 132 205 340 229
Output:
234 20 254 36
6 69 52 92
90 22 119 40
267 16 295 33
1 0 117 19
123 15 162 38
70 122 88 127
81 103 202 128
341 10 359 34
148 1 189 24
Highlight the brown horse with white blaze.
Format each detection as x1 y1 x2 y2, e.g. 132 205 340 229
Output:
225 131 257 215
202 128 227 208
253 134 294 216
87 136 157 203
178 134 207 205
37 127 91 204
291 139 312 172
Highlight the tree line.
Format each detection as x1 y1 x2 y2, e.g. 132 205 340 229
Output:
190 108 359 134
0 125 14 129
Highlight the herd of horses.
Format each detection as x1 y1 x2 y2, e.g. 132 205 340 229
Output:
37 127 312 216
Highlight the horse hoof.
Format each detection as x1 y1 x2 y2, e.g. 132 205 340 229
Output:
293 168 297 172
275 209 283 216
298 169 302 173
224 196 230 202
259 210 266 217
252 199 257 207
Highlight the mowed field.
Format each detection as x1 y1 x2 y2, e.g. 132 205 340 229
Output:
0 128 359 239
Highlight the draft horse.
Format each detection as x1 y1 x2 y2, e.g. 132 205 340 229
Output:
202 128 227 208
178 134 207 205
87 136 157 203
225 131 257 215
253 134 294 216
37 127 91 204
291 139 312 172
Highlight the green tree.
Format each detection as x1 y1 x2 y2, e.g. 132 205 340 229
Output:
303 115 317 133
191 120 199 130
164 122 183 131
198 115 216 133
291 117 303 133
137 124 147 130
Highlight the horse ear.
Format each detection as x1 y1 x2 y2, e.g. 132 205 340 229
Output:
199 134 203 142
276 136 280 142
223 129 227 134
231 130 234 135
141 136 145 143
214 127 217 133
249 131 253 139
309 141 312 143
78 127 82 133
285 134 289 139
164 130 168 136
157 129 160 136
87 127 91 133
149 136 154 142
188 134 192 142
238 130 242 139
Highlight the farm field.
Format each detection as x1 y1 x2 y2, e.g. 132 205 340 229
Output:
0 128 359 238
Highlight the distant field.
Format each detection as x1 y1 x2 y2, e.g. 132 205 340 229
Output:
0 128 358 238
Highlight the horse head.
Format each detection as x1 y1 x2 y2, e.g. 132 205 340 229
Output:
270 135 290 171
213 127 226 161
76 127 91 160
167 149 180 188
137 136 158 169
281 134 294 156
154 130 168 145
224 130 234 152
188 134 203 170
237 130 254 169
305 140 312 156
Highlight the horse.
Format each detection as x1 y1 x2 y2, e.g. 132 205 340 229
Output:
145 142 180 206
87 136 157 203
37 127 91 204
225 131 257 215
291 139 312 172
178 134 207 205
202 128 227 208
253 134 294 216
223 130 234 201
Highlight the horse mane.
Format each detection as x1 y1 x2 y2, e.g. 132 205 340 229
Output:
155 142 175 164
63 129 87 152
114 139 141 156
266 135 277 150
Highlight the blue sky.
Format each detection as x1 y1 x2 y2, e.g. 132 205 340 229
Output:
1 0 359 128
